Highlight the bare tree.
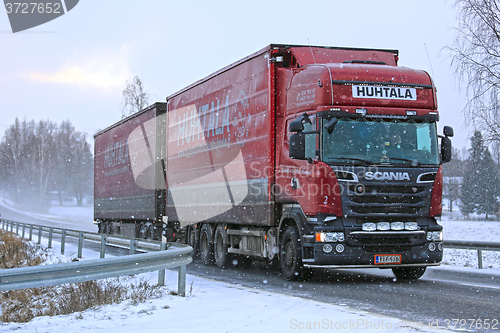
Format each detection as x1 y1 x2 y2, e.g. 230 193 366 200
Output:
121 76 151 119
0 118 93 210
449 0 500 142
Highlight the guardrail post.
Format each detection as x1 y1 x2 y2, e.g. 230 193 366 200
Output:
10 221 14 232
21 223 25 239
478 249 483 269
178 265 187 297
129 239 136 255
78 232 84 258
29 225 33 241
48 227 53 249
38 225 42 244
100 234 107 259
61 229 66 254
15 222 19 235
158 239 167 286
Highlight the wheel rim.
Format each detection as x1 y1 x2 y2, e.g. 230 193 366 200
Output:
216 233 224 260
201 233 209 258
284 239 295 269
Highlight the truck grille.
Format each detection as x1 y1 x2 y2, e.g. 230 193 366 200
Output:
343 183 431 217
346 230 426 247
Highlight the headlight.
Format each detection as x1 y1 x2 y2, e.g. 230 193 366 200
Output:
316 232 345 242
427 231 443 242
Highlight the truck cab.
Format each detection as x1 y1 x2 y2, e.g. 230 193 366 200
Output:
273 45 453 280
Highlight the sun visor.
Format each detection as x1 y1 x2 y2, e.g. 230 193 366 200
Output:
289 47 398 66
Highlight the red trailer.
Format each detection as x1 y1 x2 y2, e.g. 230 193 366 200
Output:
94 103 166 239
95 44 453 280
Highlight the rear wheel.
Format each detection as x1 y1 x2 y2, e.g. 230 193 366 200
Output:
214 224 229 268
392 266 426 280
280 226 310 281
187 225 199 258
199 224 214 265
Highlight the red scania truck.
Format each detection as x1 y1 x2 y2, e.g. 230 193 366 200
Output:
94 44 453 281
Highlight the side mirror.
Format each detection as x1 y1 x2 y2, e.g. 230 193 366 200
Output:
289 118 304 132
441 136 452 163
443 126 454 137
289 132 306 160
324 117 338 134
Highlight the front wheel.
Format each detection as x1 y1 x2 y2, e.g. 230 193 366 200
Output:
280 226 310 281
392 266 426 280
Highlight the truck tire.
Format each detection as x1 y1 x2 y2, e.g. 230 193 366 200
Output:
214 224 229 268
187 225 199 258
199 223 214 265
392 266 426 280
138 223 148 239
280 226 309 281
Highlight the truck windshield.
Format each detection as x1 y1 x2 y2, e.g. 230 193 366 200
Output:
321 118 439 166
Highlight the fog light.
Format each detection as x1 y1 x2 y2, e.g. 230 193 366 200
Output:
323 244 333 253
391 222 405 230
428 243 436 252
405 222 418 231
362 223 376 231
438 243 443 251
377 222 390 231
336 244 345 253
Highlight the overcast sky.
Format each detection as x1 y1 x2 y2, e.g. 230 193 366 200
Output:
1 0 469 149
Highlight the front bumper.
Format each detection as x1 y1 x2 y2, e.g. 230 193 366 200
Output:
302 241 443 268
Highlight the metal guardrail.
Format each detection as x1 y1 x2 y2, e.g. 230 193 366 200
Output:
0 219 193 295
443 240 500 269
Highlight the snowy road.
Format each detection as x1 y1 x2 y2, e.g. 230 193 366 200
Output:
2 201 499 332
185 259 500 331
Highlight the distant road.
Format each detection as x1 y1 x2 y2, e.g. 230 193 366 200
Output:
0 199 96 233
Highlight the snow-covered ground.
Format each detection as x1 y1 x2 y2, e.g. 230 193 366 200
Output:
1 240 453 333
1 201 499 332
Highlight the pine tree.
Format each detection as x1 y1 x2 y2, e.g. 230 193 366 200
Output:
460 131 500 218
477 148 500 218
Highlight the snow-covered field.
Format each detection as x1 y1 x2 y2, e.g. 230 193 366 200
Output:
1 202 499 332
440 209 500 270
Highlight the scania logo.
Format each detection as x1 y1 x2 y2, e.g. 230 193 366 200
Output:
365 171 411 181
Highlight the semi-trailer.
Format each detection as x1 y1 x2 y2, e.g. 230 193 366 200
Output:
94 44 453 280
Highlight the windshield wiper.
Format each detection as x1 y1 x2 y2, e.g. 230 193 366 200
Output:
386 157 420 166
327 157 375 165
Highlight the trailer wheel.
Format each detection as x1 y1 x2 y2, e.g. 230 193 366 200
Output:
138 223 148 239
214 224 229 268
146 225 155 240
199 224 214 265
392 266 426 280
107 221 114 235
280 226 308 281
187 225 199 258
